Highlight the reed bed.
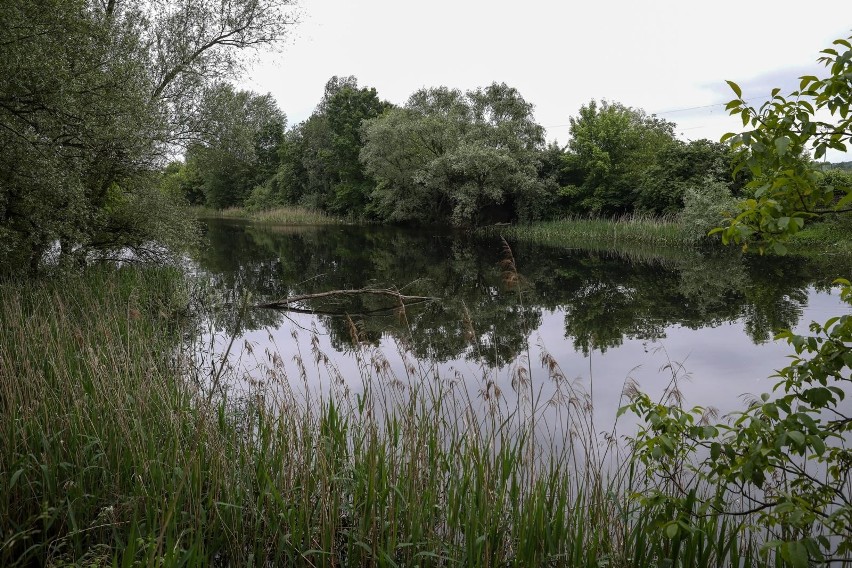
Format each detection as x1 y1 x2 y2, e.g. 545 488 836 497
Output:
487 214 696 248
0 267 768 566
193 205 342 225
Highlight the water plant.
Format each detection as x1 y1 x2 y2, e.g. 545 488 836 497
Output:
0 266 775 566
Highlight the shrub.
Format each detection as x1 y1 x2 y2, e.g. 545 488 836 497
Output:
679 177 737 241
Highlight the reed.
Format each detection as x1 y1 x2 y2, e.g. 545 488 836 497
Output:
193 205 343 225
486 213 695 248
0 267 769 566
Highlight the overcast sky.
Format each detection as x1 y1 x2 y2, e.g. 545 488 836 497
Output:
238 0 852 159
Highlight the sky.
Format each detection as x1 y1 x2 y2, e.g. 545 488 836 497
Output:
238 0 852 160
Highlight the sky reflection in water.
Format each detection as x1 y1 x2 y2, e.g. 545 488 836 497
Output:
194 219 852 435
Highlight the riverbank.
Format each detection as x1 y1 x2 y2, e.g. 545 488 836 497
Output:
482 214 694 248
485 212 852 257
1 266 773 567
193 205 344 225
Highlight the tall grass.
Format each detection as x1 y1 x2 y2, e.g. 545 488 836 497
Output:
193 205 342 225
486 214 696 248
0 267 769 566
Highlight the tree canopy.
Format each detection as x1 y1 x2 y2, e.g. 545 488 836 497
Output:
560 100 678 215
182 84 286 209
0 0 296 273
716 38 852 252
361 83 553 226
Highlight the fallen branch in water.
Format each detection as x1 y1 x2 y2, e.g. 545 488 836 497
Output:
255 288 438 310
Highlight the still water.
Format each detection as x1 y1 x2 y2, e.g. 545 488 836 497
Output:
193 218 852 430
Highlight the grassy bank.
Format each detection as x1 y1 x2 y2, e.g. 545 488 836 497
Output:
0 268 773 566
787 213 852 256
484 214 695 249
487 213 852 258
193 205 343 225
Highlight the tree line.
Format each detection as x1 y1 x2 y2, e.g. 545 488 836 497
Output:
3 0 850 275
166 76 762 226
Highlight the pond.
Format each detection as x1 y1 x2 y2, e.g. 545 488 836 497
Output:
192 218 852 432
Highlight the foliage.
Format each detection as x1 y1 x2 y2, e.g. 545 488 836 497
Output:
275 76 390 218
160 160 207 206
625 34 852 566
183 83 286 208
625 282 852 564
559 100 678 215
715 36 852 253
361 83 553 226
0 0 295 273
679 177 739 241
637 139 745 214
0 266 772 567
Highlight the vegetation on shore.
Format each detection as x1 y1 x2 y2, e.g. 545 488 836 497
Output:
2 0 851 564
1 266 773 567
483 214 694 248
193 205 344 225
483 210 852 255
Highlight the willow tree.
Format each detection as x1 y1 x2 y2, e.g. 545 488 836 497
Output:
360 83 553 226
0 0 296 272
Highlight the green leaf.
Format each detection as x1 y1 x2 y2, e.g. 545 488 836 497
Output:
9 469 25 490
771 242 788 255
809 435 826 456
665 522 679 539
787 430 805 447
727 80 743 98
787 541 809 568
774 136 791 156
710 442 721 461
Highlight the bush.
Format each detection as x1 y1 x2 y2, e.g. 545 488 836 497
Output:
244 180 282 212
679 177 737 241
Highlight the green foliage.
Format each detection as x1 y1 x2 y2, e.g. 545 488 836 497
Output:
0 0 295 273
560 100 678 215
624 34 852 566
637 139 745 214
361 83 553 226
184 83 286 209
716 36 852 252
275 76 390 218
1 266 773 567
679 177 738 241
160 161 206 205
625 282 852 563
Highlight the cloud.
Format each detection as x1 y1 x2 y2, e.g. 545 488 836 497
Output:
701 63 826 104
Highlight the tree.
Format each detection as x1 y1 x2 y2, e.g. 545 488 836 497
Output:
185 83 286 209
715 37 852 253
560 100 678 215
626 35 852 566
636 139 745 214
0 0 296 273
361 83 552 226
274 76 389 217
321 77 391 216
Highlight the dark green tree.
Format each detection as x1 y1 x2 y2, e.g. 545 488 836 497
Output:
185 83 286 209
0 0 296 273
275 76 389 217
636 139 745 214
560 100 678 215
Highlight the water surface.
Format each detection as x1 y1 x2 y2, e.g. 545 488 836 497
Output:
193 219 852 430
